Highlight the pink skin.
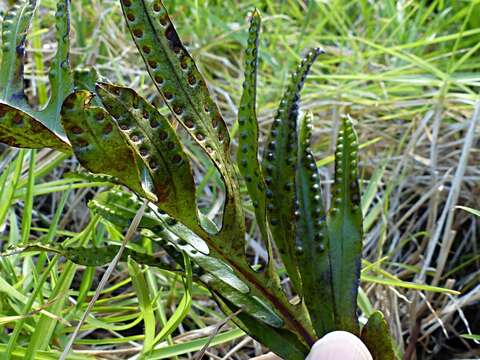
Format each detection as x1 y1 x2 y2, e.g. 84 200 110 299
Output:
252 331 373 360
306 331 373 360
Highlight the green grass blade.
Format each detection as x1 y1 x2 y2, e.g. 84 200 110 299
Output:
128 257 156 353
4 256 59 359
461 334 480 341
20 150 35 244
0 151 25 226
152 254 192 346
24 261 77 358
148 328 244 359
0 344 94 360
456 206 480 217
361 274 460 295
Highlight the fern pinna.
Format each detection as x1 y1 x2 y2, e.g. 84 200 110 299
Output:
0 1 395 359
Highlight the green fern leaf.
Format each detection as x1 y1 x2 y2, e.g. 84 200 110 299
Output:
0 0 37 106
96 83 198 228
0 104 69 151
263 48 322 293
61 90 153 200
237 9 268 241
0 0 72 151
39 0 74 138
120 0 229 157
1 243 173 269
295 112 335 337
119 0 246 252
326 117 363 334
361 311 396 360
212 293 309 360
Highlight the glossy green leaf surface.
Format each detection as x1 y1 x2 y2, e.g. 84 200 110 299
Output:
213 293 309 360
326 117 363 334
162 226 315 345
96 83 198 226
295 112 334 337
90 189 250 294
263 48 322 293
361 311 396 360
201 273 282 328
61 91 150 199
89 189 209 254
159 231 249 294
237 9 267 240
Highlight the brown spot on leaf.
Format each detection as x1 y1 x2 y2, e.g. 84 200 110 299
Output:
158 130 167 141
12 113 23 125
103 123 113 135
95 111 104 122
71 126 82 134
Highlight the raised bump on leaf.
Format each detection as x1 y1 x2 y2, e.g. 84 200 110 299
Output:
0 0 37 106
326 116 363 334
0 103 70 151
361 311 395 360
295 112 334 337
119 0 229 156
262 48 322 293
61 90 153 200
96 83 198 227
237 9 268 243
65 170 118 184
